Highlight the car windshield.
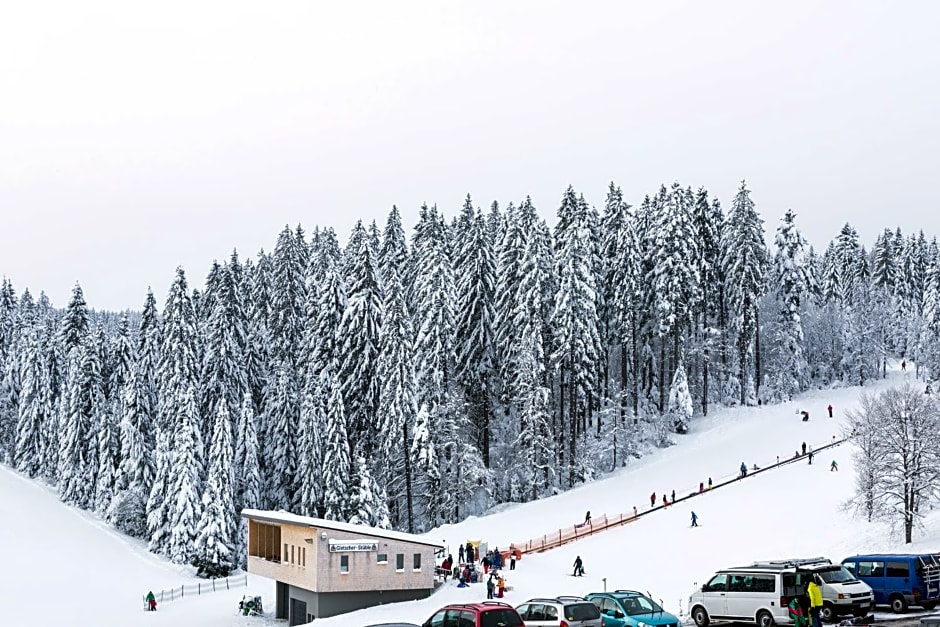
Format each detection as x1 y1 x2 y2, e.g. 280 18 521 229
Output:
566 603 601 620
624 594 663 615
480 609 524 627
816 567 856 584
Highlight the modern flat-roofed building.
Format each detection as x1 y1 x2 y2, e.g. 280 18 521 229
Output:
242 509 443 625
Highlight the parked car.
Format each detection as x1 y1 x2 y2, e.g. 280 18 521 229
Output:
421 601 525 627
516 595 603 626
366 624 421 627
585 590 679 627
842 554 940 612
688 557 872 627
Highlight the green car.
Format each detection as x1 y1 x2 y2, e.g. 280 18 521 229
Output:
585 590 680 627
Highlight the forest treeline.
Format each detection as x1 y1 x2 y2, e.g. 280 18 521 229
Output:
1 180 938 576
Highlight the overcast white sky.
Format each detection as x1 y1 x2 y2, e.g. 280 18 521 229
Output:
2 1 939 311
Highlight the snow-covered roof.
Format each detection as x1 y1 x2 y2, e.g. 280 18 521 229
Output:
241 509 445 549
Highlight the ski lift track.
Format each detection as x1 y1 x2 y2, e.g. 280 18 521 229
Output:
510 436 852 556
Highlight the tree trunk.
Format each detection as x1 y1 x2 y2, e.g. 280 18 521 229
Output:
620 343 628 424
568 361 577 487
403 420 414 533
754 304 762 402
481 376 490 469
659 341 666 413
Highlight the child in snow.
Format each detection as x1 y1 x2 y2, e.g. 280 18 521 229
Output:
497 575 506 598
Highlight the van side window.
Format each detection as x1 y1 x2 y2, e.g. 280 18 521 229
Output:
705 574 728 592
753 575 776 593
886 562 910 578
843 562 856 575
858 561 884 577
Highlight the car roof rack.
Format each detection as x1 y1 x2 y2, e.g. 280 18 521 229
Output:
613 589 641 594
727 558 831 571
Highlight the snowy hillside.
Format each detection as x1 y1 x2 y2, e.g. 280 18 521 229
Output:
1 363 937 627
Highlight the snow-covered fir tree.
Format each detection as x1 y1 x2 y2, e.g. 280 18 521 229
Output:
193 398 237 577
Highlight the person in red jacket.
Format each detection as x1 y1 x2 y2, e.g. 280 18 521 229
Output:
827 404 833 417
650 492 656 507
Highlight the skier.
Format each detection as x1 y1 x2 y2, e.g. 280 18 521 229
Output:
573 555 584 576
830 460 839 472
808 574 824 627
827 404 833 418
650 492 656 507
691 511 699 527
146 591 157 612
802 441 807 455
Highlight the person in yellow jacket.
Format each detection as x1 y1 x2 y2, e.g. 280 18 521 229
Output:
807 574 824 627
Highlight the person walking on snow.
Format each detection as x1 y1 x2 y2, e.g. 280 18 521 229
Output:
573 555 584 576
671 489 676 503
801 441 806 455
584 510 591 525
662 494 668 507
708 477 713 490
458 544 465 563
740 462 748 478
699 481 704 493
808 450 814 465
650 492 656 507
830 460 839 471
827 404 833 418
486 575 495 599
902 360 907 372
691 511 699 527
146 591 157 612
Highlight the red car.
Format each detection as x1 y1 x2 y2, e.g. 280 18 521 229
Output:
422 601 526 627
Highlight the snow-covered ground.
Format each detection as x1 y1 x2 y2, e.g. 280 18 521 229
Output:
2 362 937 627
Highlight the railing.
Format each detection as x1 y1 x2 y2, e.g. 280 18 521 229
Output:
509 436 851 555
143 572 249 608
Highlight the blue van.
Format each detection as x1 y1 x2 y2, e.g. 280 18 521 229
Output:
841 554 940 612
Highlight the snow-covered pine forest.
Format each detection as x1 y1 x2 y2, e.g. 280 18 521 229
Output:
2 180 939 577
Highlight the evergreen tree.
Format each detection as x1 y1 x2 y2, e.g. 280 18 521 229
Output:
550 188 600 485
322 378 352 521
338 221 383 456
14 320 43 476
453 197 496 466
166 385 202 564
59 339 104 508
409 404 440 531
149 267 201 556
721 181 768 404
194 399 237 577
769 209 811 399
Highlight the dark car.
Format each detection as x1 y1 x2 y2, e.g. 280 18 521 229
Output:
422 601 525 627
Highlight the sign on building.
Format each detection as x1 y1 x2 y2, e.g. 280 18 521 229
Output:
328 539 379 553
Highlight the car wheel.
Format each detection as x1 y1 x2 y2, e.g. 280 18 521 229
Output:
820 603 835 623
692 606 710 627
889 595 908 613
756 610 775 627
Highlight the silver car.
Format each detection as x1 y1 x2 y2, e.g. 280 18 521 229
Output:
516 596 604 627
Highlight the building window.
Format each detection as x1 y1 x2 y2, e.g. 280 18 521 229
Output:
413 553 421 571
340 555 349 574
377 553 388 564
396 554 404 571
248 521 281 563
301 547 306 567
284 543 289 563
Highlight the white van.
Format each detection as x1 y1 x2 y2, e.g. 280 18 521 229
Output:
688 558 873 627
